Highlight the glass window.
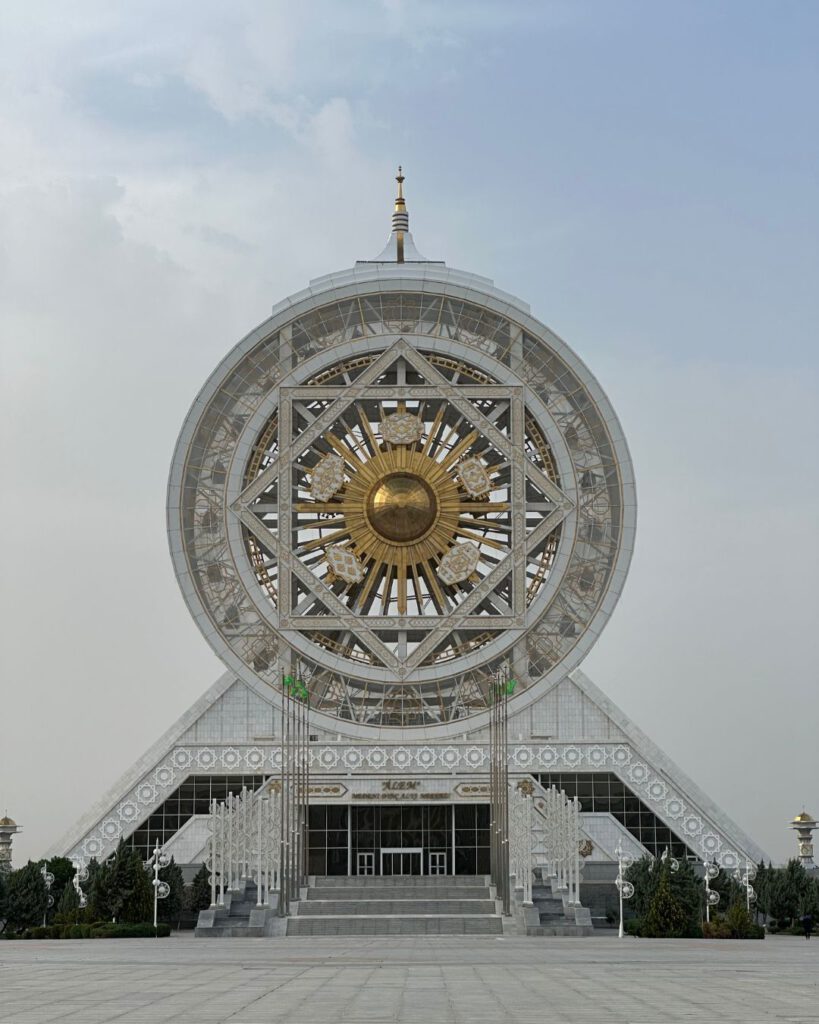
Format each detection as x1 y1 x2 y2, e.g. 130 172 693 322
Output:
327 806 348 829
536 772 694 860
327 849 347 876
455 805 475 827
309 806 327 829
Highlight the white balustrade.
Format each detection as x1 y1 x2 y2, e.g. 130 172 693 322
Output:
205 784 282 907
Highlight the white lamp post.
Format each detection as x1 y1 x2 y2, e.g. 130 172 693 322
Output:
614 840 634 938
735 859 757 913
40 862 55 926
660 847 680 873
148 842 171 932
703 861 720 923
72 860 89 912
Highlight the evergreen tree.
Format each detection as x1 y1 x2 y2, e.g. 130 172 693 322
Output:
669 859 702 933
644 866 688 937
5 862 48 932
54 878 81 924
626 854 702 935
752 862 769 922
158 857 185 927
186 864 212 913
112 845 152 924
710 863 744 911
0 869 8 932
105 845 129 922
87 857 117 922
625 856 658 919
798 874 819 918
769 859 808 924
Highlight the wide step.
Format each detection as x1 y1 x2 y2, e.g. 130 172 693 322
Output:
299 899 496 915
289 875 501 936
308 887 490 900
287 916 503 936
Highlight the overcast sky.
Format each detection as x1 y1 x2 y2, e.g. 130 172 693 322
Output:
1 1 817 866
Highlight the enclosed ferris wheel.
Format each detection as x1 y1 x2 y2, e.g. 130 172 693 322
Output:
168 173 635 736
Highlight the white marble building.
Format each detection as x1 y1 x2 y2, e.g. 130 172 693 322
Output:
48 173 766 878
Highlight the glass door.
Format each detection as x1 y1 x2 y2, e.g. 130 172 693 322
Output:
380 848 423 876
429 852 447 875
357 852 374 875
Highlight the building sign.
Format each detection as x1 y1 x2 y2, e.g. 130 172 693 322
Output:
352 792 450 801
455 783 490 798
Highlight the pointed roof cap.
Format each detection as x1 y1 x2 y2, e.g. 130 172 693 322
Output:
358 166 443 265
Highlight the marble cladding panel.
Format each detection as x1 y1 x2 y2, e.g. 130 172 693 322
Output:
162 815 212 864
180 681 277 744
580 813 647 862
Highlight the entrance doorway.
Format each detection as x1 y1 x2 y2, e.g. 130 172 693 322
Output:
356 852 375 875
429 851 447 875
380 848 423 876
309 803 491 876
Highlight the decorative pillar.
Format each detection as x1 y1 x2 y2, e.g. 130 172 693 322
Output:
790 812 817 870
209 799 217 907
0 815 21 874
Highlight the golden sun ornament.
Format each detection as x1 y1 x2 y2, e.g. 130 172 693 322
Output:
299 404 509 616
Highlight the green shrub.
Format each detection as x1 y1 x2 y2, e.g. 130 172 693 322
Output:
90 922 170 938
703 904 764 940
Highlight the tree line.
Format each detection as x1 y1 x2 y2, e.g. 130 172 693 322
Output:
624 855 819 938
0 840 212 937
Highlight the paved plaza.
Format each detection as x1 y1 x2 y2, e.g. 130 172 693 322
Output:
0 933 817 1024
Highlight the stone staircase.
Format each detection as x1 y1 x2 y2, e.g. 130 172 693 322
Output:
522 886 593 936
287 875 503 936
195 879 282 938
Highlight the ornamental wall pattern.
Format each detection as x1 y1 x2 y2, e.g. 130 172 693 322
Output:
69 742 745 871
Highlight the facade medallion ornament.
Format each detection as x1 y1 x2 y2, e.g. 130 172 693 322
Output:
326 545 365 584
381 411 424 445
457 456 493 498
310 454 345 502
437 542 480 586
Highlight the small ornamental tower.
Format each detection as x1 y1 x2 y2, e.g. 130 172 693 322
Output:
0 814 21 874
789 811 817 871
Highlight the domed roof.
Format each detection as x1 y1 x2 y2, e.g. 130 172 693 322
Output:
0 815 16 827
792 811 816 824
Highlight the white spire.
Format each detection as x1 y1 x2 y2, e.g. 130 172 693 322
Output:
358 166 442 265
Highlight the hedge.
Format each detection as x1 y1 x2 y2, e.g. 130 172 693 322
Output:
6 922 171 939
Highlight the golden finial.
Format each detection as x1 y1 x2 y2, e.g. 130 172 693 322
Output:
392 165 408 262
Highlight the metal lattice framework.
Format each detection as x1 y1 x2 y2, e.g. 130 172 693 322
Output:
168 271 635 732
